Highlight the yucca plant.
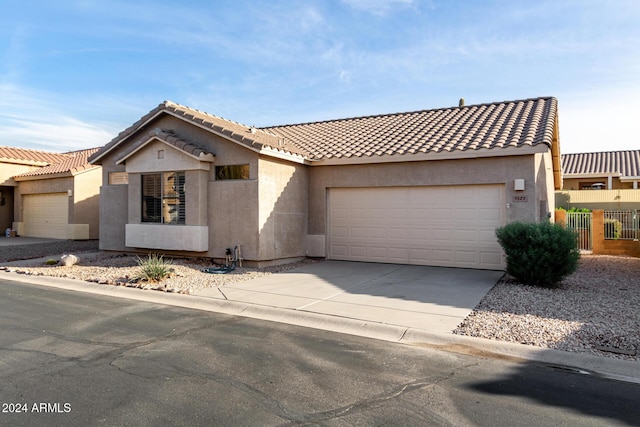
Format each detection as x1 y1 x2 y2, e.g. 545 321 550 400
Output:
135 253 174 282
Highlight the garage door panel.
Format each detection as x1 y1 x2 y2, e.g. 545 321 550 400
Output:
328 185 505 269
456 251 477 264
388 247 409 261
367 228 387 239
479 230 497 243
454 229 477 242
389 227 409 239
331 226 348 238
432 249 454 263
480 252 503 268
23 193 68 239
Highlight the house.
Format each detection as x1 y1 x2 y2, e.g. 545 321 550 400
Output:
561 150 640 190
0 147 102 240
556 150 640 210
89 96 562 270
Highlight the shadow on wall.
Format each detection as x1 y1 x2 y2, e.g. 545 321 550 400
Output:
257 162 308 262
0 186 14 231
73 193 100 240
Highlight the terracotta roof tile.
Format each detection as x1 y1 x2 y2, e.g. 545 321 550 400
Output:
116 128 215 163
263 97 556 160
14 148 101 178
90 101 309 164
562 150 640 178
0 146 71 166
90 97 557 164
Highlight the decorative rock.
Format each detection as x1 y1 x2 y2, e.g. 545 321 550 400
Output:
60 254 79 267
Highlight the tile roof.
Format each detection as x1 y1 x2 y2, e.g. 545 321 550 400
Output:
562 150 640 178
0 146 71 166
89 101 307 164
14 148 101 178
90 96 557 164
264 97 557 160
116 128 215 163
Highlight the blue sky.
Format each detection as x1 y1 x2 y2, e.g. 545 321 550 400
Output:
1 0 638 154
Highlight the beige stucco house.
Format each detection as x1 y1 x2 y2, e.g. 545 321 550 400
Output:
556 150 640 210
0 147 101 240
89 96 562 270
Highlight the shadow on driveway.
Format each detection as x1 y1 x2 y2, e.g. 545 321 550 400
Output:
195 261 504 334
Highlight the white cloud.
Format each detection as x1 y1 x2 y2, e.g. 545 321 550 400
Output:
0 117 115 152
0 84 129 151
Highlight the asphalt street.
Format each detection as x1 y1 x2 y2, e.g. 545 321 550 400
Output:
1 278 639 426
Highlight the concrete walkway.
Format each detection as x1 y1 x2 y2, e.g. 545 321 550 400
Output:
0 236 63 246
194 261 503 334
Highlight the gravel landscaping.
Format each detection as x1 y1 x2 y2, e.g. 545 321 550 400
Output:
1 240 638 361
455 255 640 361
0 241 316 294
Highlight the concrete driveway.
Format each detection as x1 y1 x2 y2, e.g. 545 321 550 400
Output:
195 261 504 334
0 236 62 246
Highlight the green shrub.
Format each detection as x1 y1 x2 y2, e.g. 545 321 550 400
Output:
135 253 174 282
556 207 591 212
495 221 580 288
604 218 622 239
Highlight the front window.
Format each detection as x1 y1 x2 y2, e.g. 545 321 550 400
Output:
215 164 250 180
142 172 185 224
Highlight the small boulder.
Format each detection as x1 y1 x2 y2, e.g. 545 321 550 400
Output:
60 254 79 267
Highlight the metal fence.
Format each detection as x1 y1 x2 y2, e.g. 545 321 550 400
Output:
604 210 640 240
566 212 592 252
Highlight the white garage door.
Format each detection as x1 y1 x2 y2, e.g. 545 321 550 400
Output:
328 185 505 270
23 193 69 239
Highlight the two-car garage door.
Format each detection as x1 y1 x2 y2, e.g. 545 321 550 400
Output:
328 185 505 270
23 193 69 239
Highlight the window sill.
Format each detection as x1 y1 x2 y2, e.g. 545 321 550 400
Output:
125 224 208 251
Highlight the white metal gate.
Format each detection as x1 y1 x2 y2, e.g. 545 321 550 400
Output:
566 212 592 252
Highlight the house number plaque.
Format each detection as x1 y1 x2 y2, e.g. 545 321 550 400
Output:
513 195 528 202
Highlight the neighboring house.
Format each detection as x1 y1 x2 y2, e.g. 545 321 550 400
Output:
557 150 640 210
89 96 562 270
0 147 102 240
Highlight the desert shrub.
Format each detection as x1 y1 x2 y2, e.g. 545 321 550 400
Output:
604 218 622 239
556 207 591 212
495 221 580 288
135 253 174 282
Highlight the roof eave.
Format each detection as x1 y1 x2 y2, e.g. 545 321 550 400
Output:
115 136 215 165
563 172 623 179
0 158 51 167
310 144 549 166
13 171 73 181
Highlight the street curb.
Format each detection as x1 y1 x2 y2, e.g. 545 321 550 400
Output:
2 271 639 384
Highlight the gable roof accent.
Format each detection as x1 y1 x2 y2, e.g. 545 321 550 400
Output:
13 148 101 179
116 128 215 164
0 146 71 166
264 97 558 160
89 101 309 165
89 96 558 166
562 150 640 179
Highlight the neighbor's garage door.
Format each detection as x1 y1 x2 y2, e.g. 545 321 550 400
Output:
23 193 68 239
328 185 505 270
